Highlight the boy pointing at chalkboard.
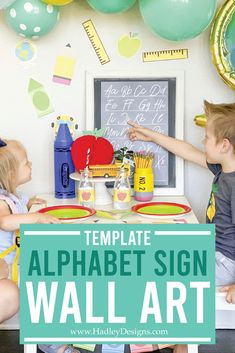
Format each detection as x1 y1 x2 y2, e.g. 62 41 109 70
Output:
128 100 235 303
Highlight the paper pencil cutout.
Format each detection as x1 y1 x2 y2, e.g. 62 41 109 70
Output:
53 55 76 85
28 78 54 118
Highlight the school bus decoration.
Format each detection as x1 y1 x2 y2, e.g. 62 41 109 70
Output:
89 163 130 178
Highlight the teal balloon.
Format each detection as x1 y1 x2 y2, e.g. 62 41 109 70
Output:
0 0 16 10
139 0 217 41
87 0 136 14
4 0 60 39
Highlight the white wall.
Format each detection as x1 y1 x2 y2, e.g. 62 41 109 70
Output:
0 0 234 222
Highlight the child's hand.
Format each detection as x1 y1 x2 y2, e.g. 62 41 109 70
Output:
127 121 155 142
0 259 9 279
35 213 61 224
28 197 47 210
220 285 235 304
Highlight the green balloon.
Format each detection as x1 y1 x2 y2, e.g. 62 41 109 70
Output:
87 0 136 14
139 0 217 41
4 0 60 39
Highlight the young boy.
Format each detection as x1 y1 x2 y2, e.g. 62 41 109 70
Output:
128 100 235 298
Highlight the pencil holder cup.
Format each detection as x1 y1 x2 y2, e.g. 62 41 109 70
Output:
134 167 154 202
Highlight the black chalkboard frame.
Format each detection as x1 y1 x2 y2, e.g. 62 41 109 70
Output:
86 70 184 196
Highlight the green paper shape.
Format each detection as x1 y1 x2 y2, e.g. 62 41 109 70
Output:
138 204 185 215
45 208 89 219
28 78 54 118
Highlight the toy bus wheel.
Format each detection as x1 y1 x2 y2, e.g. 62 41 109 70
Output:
104 173 109 178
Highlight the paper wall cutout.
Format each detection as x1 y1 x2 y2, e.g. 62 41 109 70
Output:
102 344 124 353
15 40 36 62
83 19 110 65
142 48 188 62
118 33 141 58
52 55 76 85
73 344 96 351
51 115 78 136
28 78 54 118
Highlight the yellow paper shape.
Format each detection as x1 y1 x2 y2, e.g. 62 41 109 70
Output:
53 55 76 85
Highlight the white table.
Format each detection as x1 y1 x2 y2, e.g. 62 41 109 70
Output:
30 194 199 224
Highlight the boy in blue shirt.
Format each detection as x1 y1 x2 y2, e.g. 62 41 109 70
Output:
128 100 235 298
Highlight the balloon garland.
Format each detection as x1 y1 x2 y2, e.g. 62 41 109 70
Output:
211 0 235 90
1 0 218 41
139 0 217 41
4 0 60 39
86 0 136 14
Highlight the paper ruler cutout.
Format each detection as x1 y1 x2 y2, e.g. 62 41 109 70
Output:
143 48 188 62
82 19 110 65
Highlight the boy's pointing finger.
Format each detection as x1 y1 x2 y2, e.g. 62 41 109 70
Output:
127 120 140 128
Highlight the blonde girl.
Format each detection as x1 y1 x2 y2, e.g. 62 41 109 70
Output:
0 138 60 323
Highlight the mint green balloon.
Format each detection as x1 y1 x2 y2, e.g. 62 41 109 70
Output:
4 0 60 39
87 0 136 14
139 0 217 41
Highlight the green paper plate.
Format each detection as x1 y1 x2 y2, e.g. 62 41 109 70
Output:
132 202 191 218
39 205 96 222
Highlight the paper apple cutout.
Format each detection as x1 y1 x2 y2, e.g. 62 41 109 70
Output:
117 192 127 201
118 33 141 58
71 135 114 172
82 191 91 201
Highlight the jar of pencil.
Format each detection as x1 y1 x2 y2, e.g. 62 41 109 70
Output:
134 153 154 202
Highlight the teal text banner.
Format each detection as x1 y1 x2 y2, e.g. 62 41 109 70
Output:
20 224 215 345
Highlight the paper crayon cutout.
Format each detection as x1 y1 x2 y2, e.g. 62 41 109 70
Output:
51 115 78 136
28 78 54 118
73 344 96 351
118 33 141 58
83 19 110 65
52 49 76 85
102 345 124 353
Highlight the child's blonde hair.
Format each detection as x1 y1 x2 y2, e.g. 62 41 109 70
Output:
204 100 235 152
0 140 24 194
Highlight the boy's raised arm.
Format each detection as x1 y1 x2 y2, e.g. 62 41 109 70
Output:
128 121 207 168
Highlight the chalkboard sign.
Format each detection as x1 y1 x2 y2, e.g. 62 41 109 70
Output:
86 71 184 195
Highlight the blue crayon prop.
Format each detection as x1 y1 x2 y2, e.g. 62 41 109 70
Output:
54 123 75 198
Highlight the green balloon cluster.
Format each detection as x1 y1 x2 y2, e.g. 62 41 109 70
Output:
139 0 217 41
86 0 136 14
4 0 60 39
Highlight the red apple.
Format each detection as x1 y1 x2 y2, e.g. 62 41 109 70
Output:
71 135 114 172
